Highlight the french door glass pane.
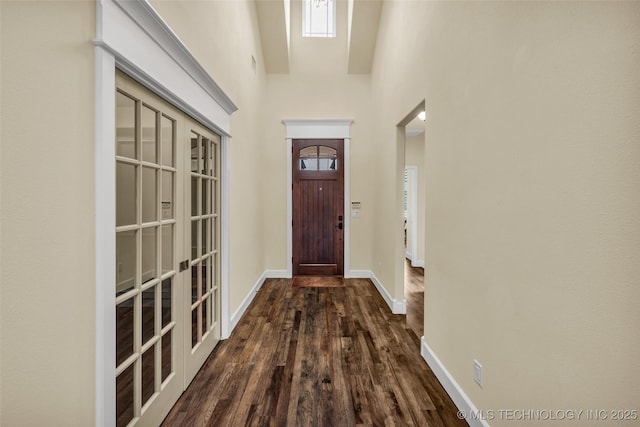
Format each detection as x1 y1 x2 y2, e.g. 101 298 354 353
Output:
142 287 155 345
161 224 173 275
191 221 197 260
161 330 172 382
141 105 157 164
191 177 198 217
201 179 207 216
141 347 155 406
116 364 134 427
190 133 199 173
162 171 173 220
208 141 215 176
116 230 136 295
116 162 136 227
161 115 174 167
116 91 136 159
161 278 172 328
142 167 157 223
142 227 157 284
201 138 208 175
201 296 209 335
116 299 134 366
191 309 198 348
191 264 198 304
201 219 207 256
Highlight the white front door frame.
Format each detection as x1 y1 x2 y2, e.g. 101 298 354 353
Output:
94 1 236 425
282 119 353 278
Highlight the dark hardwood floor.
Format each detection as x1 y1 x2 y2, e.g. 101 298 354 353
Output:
161 271 466 426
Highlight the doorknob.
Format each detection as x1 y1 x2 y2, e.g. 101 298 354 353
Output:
338 222 343 230
179 259 190 272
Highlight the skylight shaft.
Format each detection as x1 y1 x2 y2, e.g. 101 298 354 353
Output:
303 0 336 38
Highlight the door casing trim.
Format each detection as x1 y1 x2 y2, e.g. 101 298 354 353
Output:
282 119 353 278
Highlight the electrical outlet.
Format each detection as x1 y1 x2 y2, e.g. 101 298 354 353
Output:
474 359 483 387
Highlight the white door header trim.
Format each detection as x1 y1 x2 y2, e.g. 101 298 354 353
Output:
282 119 353 139
95 0 237 135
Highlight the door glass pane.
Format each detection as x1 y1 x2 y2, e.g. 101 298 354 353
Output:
116 298 134 366
201 296 209 335
191 177 198 217
142 227 157 284
300 146 318 170
212 184 217 216
116 230 136 295
201 138 208 175
211 217 217 253
191 264 199 304
141 347 155 406
161 330 172 382
201 218 207 257
141 105 157 163
161 278 172 327
116 162 136 227
208 141 215 176
161 224 173 275
190 133 199 173
211 253 217 290
201 179 208 216
116 364 134 427
211 286 217 321
161 115 174 167
142 167 157 223
191 221 198 260
162 171 173 220
318 146 338 170
142 287 155 344
202 256 209 293
116 91 136 159
191 309 198 348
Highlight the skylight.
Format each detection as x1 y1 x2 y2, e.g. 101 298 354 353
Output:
303 0 336 38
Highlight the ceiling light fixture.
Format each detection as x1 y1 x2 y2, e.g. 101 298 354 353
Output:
418 111 426 121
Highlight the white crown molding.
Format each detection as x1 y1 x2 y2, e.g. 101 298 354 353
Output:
112 0 237 115
95 0 237 135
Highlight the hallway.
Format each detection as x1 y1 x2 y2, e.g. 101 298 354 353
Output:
161 277 466 426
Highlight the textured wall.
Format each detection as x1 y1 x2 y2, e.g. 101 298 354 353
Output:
371 1 640 425
1 1 96 425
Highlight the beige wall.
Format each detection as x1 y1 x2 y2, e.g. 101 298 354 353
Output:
150 0 269 312
371 1 640 425
262 0 375 272
0 1 96 425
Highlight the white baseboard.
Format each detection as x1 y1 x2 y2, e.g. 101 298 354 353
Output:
347 270 406 315
412 259 425 268
229 271 267 332
265 269 290 278
421 337 489 427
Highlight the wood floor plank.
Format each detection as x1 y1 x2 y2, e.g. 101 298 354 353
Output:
161 270 468 427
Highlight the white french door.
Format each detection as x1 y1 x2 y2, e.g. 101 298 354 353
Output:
183 121 221 384
115 70 221 427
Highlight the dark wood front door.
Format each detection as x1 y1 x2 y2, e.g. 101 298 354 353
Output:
293 139 344 276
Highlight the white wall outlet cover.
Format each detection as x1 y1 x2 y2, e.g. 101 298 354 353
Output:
474 359 483 387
